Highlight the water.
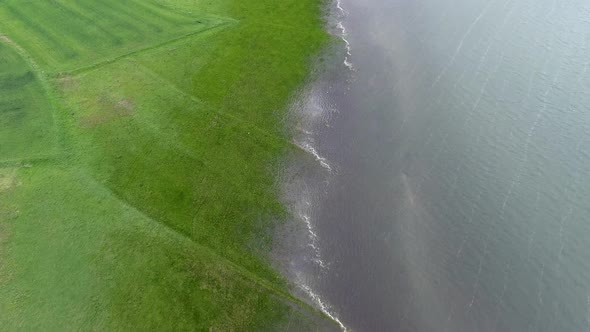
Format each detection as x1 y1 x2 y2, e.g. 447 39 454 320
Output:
279 0 590 331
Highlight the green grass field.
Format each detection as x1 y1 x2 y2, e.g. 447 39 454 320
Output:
0 0 331 330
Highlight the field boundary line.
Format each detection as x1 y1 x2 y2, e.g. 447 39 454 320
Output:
0 156 62 169
78 170 328 320
66 19 236 76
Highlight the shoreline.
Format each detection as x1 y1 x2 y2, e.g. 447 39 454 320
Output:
275 0 355 330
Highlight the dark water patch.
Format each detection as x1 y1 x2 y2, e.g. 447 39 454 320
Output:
283 0 590 330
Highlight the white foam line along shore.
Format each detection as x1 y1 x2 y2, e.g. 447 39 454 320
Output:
297 276 349 331
295 140 333 172
301 206 328 269
288 1 352 330
336 0 354 70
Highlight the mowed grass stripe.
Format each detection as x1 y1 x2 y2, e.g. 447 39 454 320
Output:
0 4 78 63
92 0 168 34
21 1 114 49
0 0 227 73
50 0 124 46
125 0 201 26
5 1 107 59
93 0 204 33
67 0 148 40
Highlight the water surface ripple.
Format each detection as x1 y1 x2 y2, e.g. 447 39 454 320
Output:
285 0 590 330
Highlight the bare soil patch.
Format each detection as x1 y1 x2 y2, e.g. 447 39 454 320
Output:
56 74 79 92
0 168 19 193
79 96 135 128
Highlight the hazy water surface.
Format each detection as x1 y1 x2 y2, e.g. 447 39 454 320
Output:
282 0 590 331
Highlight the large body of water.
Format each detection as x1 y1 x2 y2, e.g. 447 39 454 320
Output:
280 0 590 331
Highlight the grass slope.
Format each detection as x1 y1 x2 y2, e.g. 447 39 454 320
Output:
0 0 331 330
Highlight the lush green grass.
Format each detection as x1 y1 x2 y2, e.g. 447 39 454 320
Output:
0 0 331 330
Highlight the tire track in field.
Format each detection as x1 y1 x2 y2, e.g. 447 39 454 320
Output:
67 18 237 76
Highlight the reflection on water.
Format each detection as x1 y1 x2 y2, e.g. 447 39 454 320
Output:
281 0 590 331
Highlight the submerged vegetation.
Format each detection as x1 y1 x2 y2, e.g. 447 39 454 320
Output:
0 0 331 329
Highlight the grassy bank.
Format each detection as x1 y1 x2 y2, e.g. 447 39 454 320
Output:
0 0 331 330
